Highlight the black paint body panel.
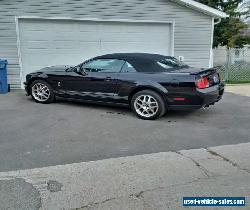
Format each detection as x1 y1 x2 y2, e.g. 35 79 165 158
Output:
24 54 224 110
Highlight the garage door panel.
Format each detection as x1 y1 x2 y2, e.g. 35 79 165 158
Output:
52 34 77 41
22 53 52 65
101 42 156 54
53 41 78 50
18 19 172 86
51 22 76 32
101 23 150 33
78 42 100 52
19 32 50 41
101 32 148 42
77 32 100 42
19 22 50 31
78 22 100 31
21 41 50 50
49 54 82 65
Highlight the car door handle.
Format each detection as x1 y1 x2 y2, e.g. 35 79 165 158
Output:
105 77 112 81
170 79 179 87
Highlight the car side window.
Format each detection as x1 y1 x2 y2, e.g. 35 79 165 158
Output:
121 62 136 73
82 59 125 73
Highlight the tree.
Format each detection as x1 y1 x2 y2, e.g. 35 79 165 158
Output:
197 0 250 48
233 35 250 47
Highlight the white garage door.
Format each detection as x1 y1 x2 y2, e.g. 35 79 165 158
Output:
18 19 172 86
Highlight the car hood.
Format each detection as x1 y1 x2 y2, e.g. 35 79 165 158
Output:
36 65 72 73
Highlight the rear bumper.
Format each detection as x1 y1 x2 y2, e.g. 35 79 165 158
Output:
198 82 224 107
169 82 224 110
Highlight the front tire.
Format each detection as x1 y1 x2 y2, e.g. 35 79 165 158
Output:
30 80 54 104
131 90 166 120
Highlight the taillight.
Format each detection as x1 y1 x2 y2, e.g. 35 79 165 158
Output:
196 77 209 89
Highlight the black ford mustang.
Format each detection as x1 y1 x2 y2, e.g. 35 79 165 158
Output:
24 53 224 120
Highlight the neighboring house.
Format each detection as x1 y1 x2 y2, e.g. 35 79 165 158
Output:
0 0 226 89
213 46 250 66
213 21 250 66
241 20 250 36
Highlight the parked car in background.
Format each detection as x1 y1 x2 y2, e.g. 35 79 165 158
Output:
24 53 224 120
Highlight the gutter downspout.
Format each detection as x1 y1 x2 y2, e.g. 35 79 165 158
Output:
214 18 221 25
210 18 221 68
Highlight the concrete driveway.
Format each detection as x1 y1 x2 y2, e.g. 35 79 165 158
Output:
0 86 250 172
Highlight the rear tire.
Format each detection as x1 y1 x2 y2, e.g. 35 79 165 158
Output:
131 90 166 120
30 80 54 104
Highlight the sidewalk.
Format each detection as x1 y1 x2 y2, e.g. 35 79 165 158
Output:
0 143 249 210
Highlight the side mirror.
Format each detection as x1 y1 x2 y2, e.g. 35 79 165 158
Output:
75 66 81 73
74 66 87 76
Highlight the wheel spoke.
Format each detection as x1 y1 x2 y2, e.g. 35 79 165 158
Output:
32 83 50 102
137 99 143 104
150 105 158 108
147 108 153 112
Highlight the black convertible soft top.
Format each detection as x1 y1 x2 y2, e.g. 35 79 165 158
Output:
94 53 174 72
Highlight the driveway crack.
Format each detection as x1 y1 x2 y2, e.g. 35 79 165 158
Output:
75 197 117 209
75 178 207 210
207 149 250 174
175 151 212 177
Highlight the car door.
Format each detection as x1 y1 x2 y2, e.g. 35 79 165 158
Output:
60 58 125 102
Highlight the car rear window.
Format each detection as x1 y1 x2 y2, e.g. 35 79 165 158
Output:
157 57 188 70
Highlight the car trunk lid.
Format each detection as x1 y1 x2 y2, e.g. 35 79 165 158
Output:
169 67 216 75
169 67 220 88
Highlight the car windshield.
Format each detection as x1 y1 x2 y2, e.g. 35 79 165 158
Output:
157 57 189 70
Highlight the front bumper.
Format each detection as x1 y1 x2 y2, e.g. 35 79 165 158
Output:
23 82 30 96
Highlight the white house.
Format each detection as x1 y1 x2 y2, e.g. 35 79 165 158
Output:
0 0 227 88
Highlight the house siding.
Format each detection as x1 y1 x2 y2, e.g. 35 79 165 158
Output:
0 0 212 88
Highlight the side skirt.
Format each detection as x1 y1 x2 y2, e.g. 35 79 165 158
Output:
168 105 202 110
55 96 130 108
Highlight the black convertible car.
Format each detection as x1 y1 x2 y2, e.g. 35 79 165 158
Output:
24 53 224 120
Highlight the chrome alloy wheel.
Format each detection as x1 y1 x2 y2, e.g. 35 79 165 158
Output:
31 83 50 102
134 95 159 118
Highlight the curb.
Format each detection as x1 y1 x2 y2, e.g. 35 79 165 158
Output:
0 143 250 210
